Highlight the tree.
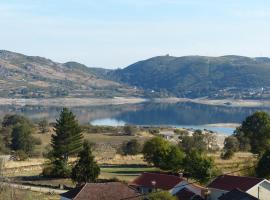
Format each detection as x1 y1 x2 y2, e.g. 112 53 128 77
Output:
221 149 234 160
160 145 185 172
256 148 270 178
123 125 138 136
147 191 177 200
71 141 100 185
2 114 32 128
235 111 270 154
51 108 83 163
120 139 141 155
234 130 251 151
142 137 185 172
224 136 239 152
38 118 49 133
179 132 207 153
204 132 218 151
142 137 171 167
43 108 83 178
184 150 217 183
11 122 34 155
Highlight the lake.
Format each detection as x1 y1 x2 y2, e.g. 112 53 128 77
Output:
1 101 270 135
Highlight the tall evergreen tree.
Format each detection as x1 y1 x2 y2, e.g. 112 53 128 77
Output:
51 108 83 163
71 141 100 185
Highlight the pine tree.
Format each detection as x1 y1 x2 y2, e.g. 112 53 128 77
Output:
71 141 100 185
51 108 83 163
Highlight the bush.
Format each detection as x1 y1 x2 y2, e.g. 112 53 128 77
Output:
221 149 234 160
42 159 71 178
123 125 138 136
14 150 28 161
120 139 142 155
147 191 177 200
224 136 239 152
32 137 42 145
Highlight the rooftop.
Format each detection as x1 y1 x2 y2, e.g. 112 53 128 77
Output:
61 182 141 200
218 188 258 200
208 175 263 192
131 172 184 190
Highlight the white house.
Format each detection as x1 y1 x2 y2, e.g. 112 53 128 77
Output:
207 175 270 200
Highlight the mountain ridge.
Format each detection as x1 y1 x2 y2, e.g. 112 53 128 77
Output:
1 50 270 99
0 50 139 98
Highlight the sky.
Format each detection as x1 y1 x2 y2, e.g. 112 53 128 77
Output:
0 0 270 68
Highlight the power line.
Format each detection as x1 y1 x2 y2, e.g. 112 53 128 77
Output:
119 165 256 200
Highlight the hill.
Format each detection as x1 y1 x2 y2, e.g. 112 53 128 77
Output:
0 50 139 98
2 50 270 99
110 55 270 98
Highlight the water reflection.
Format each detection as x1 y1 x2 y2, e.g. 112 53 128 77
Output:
0 102 269 135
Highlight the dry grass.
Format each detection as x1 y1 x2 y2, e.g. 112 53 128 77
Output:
210 152 257 175
0 186 59 200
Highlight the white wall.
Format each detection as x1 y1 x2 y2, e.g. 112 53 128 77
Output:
247 180 270 200
170 181 203 196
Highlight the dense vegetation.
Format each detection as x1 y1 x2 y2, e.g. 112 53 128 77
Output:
109 55 270 98
0 114 37 159
142 136 217 183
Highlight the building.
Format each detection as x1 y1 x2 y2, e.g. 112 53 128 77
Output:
131 172 184 194
60 182 142 200
218 188 258 200
131 172 206 200
207 175 270 200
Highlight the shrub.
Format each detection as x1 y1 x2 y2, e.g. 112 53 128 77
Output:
120 139 142 155
42 159 71 178
14 150 28 161
33 137 42 145
221 149 234 160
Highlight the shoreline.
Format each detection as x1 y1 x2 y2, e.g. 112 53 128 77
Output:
153 97 270 107
0 97 147 107
202 123 240 128
0 97 268 108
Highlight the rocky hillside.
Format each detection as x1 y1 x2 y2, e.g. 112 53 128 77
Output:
0 50 138 98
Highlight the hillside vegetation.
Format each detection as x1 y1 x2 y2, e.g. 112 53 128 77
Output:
2 50 270 99
0 50 138 98
109 55 270 98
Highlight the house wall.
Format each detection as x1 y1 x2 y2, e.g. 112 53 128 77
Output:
247 180 270 200
208 188 228 200
170 181 203 196
137 186 154 194
60 197 71 200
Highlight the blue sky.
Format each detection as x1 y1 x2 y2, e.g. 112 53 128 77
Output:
0 0 270 68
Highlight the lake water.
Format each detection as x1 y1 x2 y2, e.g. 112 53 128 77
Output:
1 101 270 135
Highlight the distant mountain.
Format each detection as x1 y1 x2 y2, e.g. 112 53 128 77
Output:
0 50 138 98
2 50 270 99
109 55 270 98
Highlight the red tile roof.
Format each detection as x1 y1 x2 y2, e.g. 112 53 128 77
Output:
208 175 263 191
131 172 184 190
61 182 142 200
